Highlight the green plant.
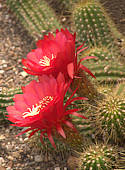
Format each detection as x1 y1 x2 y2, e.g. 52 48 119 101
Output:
72 0 122 48
95 84 125 143
0 88 22 123
78 143 117 170
7 0 62 40
82 46 115 61
24 131 71 158
83 59 125 82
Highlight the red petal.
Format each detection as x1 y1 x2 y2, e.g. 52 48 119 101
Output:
80 64 96 79
70 112 87 119
57 125 66 138
77 42 86 51
29 129 39 138
67 62 74 79
64 87 79 108
77 46 88 55
47 131 56 148
63 120 77 132
16 127 33 136
66 97 88 106
78 56 97 68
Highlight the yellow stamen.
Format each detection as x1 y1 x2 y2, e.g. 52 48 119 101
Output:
39 54 56 66
22 96 53 118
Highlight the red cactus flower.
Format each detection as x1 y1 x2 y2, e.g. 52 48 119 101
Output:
22 28 96 81
6 73 87 148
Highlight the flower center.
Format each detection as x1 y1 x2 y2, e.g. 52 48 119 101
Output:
39 54 56 67
22 96 54 118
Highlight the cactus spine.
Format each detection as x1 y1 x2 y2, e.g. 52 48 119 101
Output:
7 0 62 40
72 0 121 48
0 88 22 123
78 144 117 170
95 86 125 143
83 60 125 82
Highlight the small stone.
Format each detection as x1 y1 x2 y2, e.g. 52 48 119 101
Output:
8 156 14 161
0 135 5 140
12 152 20 158
0 157 4 164
0 70 4 74
54 167 60 170
34 155 43 162
64 168 67 170
20 71 28 77
7 161 13 168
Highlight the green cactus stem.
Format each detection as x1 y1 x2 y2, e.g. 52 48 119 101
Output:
78 143 117 170
95 91 125 144
83 59 125 82
0 88 22 123
7 0 62 40
72 0 122 48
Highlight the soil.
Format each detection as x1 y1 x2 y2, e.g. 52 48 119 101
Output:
0 0 125 169
100 0 125 36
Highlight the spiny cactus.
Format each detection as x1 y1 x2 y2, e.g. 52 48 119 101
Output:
24 131 71 158
78 144 118 170
82 46 115 61
0 88 22 123
83 59 125 82
72 0 122 48
117 151 125 169
95 87 125 144
7 0 62 40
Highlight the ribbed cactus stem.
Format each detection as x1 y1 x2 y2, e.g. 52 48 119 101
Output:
7 0 62 40
83 60 125 82
0 87 22 123
96 95 125 143
73 0 120 48
78 144 117 170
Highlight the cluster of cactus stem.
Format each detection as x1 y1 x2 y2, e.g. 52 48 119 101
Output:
78 143 117 170
7 0 62 40
83 59 125 82
72 0 122 48
95 83 125 144
24 130 71 158
0 88 22 123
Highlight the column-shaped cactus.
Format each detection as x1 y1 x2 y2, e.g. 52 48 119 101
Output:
72 0 122 48
7 0 62 40
95 83 125 144
0 88 22 123
83 59 125 82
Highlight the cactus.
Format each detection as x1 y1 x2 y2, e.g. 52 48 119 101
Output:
118 151 125 169
7 0 62 40
82 46 115 61
78 144 117 170
24 131 71 158
95 86 125 144
0 88 22 123
83 59 125 82
72 0 122 48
